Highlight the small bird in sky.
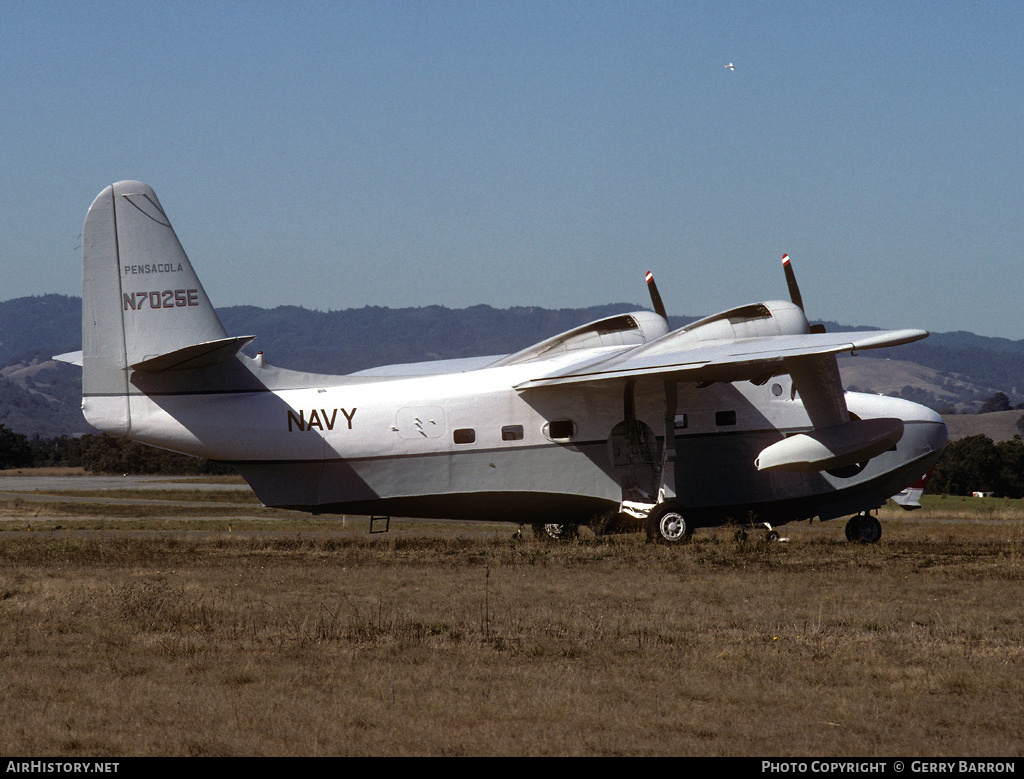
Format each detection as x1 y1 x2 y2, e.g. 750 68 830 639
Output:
725 62 735 71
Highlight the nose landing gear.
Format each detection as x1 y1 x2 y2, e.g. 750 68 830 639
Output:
844 511 882 544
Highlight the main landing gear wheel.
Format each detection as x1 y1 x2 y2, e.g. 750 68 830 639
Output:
645 502 693 544
533 523 578 541
845 512 882 544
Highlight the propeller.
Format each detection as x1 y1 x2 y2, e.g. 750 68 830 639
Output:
645 271 668 321
781 254 826 333
781 254 804 312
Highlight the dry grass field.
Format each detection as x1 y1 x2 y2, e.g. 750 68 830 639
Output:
0 484 1022 757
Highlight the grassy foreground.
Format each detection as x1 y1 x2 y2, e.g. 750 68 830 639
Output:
0 490 1022 756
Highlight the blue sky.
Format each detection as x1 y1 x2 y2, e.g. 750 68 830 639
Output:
2 1 1022 338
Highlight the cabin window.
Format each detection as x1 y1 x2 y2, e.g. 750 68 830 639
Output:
501 424 524 441
453 428 476 444
674 414 688 430
543 419 577 442
715 410 736 426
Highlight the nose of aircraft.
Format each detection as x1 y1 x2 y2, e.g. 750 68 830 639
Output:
858 394 949 463
906 402 949 461
932 414 949 451
920 405 949 451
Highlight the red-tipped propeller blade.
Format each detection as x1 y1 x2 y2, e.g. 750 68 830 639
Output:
645 270 668 321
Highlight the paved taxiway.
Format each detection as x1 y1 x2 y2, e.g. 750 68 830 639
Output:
0 474 251 493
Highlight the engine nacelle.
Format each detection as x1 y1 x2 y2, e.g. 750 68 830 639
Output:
636 300 809 359
679 300 809 342
492 310 669 366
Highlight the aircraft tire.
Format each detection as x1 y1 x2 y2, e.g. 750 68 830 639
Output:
533 522 578 541
845 512 881 544
645 502 693 544
856 513 882 544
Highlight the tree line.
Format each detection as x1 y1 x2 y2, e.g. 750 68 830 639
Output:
0 426 233 475
926 434 1024 499
3 423 1022 501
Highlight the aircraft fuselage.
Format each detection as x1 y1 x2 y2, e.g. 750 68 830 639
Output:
86 349 947 527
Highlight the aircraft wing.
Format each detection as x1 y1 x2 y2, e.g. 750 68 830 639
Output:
515 328 927 390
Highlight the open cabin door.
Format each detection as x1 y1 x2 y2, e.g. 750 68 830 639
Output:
607 380 663 504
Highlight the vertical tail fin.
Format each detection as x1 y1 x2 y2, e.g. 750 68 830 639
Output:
82 181 229 433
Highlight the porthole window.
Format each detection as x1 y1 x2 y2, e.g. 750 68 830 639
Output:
453 428 476 444
543 419 577 442
501 424 524 441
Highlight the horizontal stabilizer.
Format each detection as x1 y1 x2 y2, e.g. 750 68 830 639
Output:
755 418 904 473
130 335 255 372
53 350 83 366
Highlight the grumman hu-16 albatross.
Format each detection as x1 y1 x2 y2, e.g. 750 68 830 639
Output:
63 181 948 544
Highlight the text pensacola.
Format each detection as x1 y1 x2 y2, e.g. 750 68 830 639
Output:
762 762 1016 774
6 764 119 773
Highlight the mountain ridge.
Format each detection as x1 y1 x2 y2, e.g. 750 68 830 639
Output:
2 295 1021 438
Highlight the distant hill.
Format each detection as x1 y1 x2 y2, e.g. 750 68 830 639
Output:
216 302 657 375
837 355 1006 413
0 295 93 438
0 359 90 438
942 409 1024 442
0 294 83 366
1 295 1022 438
